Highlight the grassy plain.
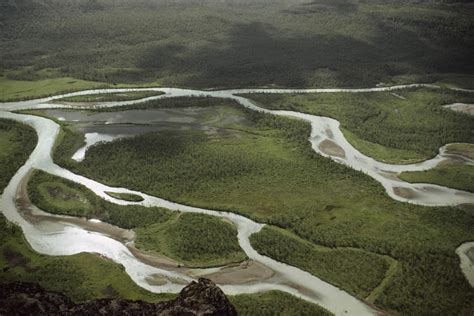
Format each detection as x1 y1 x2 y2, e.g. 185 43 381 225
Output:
0 76 165 102
48 98 474 315
244 88 474 163
399 160 474 193
27 170 246 267
57 91 164 103
1 1 473 89
0 76 109 102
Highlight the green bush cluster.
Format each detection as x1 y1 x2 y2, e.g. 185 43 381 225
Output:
250 226 391 299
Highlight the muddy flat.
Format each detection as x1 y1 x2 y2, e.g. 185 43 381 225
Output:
393 187 418 199
443 103 474 116
195 260 275 285
319 139 346 158
467 247 474 264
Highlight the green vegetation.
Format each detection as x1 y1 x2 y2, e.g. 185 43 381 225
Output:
245 88 474 162
28 170 171 229
0 76 109 102
1 1 473 90
57 91 164 103
28 170 245 266
230 290 332 316
0 76 166 102
399 160 474 193
136 213 247 267
250 226 392 300
50 100 474 315
0 119 37 191
97 96 238 112
105 191 144 202
0 214 172 302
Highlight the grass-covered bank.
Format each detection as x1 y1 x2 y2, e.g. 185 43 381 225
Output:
250 226 392 300
105 191 144 202
244 88 474 163
27 170 246 267
0 119 37 191
56 91 165 103
0 76 166 102
399 160 474 193
48 98 474 314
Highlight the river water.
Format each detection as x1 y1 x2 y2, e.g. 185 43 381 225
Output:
1 84 473 315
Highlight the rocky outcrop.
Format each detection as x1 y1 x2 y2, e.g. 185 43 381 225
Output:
0 278 237 315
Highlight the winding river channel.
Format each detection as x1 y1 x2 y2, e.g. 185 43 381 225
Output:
1 84 473 315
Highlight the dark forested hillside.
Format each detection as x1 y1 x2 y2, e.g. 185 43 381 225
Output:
1 0 473 88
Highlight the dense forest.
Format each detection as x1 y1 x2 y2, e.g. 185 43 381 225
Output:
1 0 473 89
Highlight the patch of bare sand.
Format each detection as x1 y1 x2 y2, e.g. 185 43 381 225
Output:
393 187 418 199
444 103 474 116
195 260 275 285
127 244 184 270
319 139 346 158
